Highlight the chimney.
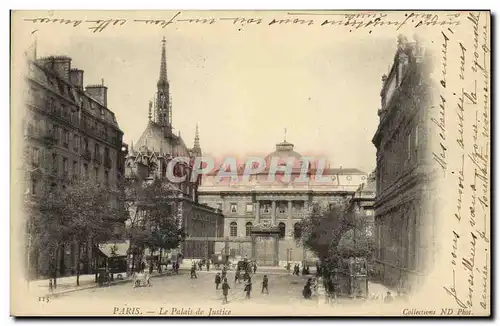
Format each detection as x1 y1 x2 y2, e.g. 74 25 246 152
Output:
37 56 72 81
85 84 108 107
69 69 84 90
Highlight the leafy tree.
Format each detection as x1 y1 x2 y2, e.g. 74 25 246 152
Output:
28 179 125 287
124 177 185 274
296 202 375 269
296 203 353 261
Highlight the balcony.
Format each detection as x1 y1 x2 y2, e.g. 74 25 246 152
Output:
104 156 112 169
81 149 92 162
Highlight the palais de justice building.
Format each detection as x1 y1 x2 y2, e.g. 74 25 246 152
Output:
198 140 368 266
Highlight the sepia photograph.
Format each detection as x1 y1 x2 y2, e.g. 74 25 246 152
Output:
9 9 491 317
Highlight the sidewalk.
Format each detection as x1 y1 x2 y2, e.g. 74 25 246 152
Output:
29 270 178 298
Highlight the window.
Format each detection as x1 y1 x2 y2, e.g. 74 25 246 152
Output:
329 203 335 211
95 143 100 157
73 161 78 177
104 170 109 186
230 222 238 237
278 203 286 214
263 203 271 213
293 223 302 239
63 157 68 173
63 130 69 148
278 222 286 239
95 167 99 183
84 138 89 150
52 153 58 172
74 135 79 151
32 147 40 167
246 203 253 213
230 203 237 213
31 178 37 195
245 222 253 236
83 164 88 178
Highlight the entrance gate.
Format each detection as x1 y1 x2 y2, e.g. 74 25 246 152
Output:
251 225 280 266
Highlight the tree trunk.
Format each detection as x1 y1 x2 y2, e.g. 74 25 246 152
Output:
53 246 58 289
158 248 162 273
76 242 81 286
94 246 99 283
149 248 154 274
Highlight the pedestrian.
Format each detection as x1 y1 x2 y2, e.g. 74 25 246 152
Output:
261 275 269 294
222 278 230 304
384 291 394 303
303 278 312 299
235 269 241 284
221 266 227 280
198 260 203 271
253 262 257 274
206 260 210 272
175 262 179 274
190 265 198 279
215 272 222 290
48 279 53 292
244 277 252 299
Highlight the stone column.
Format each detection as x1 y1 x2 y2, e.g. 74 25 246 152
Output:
274 234 279 266
287 200 293 238
255 201 260 224
271 201 276 226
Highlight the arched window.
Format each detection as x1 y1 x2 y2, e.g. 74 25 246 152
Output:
230 222 238 237
245 222 253 237
278 222 286 239
293 223 302 239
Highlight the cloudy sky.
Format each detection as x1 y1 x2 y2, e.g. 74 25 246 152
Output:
18 11 398 174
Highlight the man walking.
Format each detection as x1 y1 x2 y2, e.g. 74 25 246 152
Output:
190 265 198 279
215 272 222 290
222 279 230 304
244 277 252 299
261 275 269 294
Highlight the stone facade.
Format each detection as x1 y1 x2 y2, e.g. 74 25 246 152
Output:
372 36 436 291
198 140 367 266
22 54 126 277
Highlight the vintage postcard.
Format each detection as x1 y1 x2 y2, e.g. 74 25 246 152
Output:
10 10 491 317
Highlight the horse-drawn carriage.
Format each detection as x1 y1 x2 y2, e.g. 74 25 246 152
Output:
132 271 152 288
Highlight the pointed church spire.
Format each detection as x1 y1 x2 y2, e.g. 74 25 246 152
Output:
158 36 167 89
194 124 201 149
193 124 201 156
148 100 153 121
155 37 171 129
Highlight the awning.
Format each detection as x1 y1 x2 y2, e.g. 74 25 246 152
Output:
98 240 130 258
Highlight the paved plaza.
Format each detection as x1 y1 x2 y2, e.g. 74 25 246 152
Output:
41 268 391 309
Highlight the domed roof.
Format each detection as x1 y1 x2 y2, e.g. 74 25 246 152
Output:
265 141 302 161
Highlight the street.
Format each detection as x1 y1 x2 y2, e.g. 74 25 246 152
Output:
54 269 311 306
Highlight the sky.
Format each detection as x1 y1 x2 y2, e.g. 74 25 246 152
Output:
25 11 398 174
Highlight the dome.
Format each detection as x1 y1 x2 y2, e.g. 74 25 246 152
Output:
264 140 303 169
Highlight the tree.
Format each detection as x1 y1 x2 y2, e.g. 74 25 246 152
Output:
29 179 125 287
296 201 376 272
296 203 353 261
124 177 186 274
61 179 124 285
